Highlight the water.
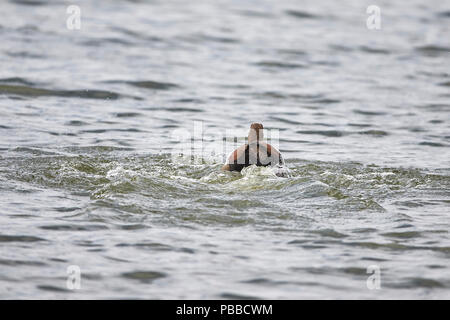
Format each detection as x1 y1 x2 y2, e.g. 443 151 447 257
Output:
0 0 449 299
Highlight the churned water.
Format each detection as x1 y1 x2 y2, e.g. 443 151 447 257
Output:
0 0 449 299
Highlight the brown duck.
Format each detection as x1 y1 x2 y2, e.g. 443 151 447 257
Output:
221 123 284 172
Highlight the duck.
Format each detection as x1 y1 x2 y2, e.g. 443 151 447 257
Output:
221 123 284 172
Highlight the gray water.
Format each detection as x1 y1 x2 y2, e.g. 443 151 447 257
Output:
0 0 449 299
